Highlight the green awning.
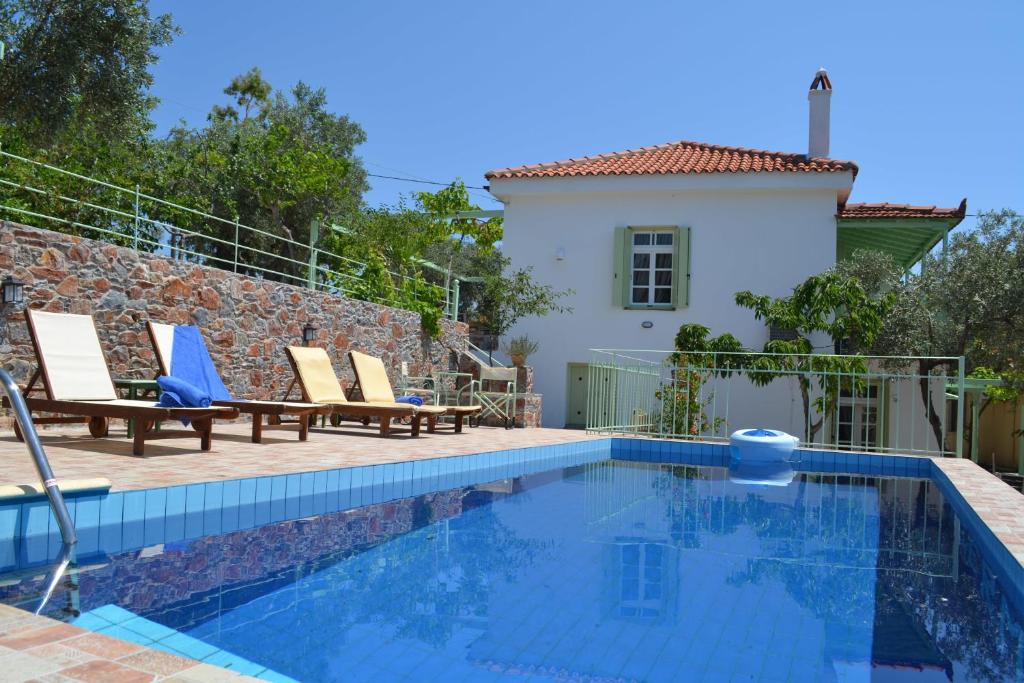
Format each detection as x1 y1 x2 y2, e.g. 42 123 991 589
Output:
836 200 966 269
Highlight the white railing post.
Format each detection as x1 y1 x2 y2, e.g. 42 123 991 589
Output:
233 216 240 272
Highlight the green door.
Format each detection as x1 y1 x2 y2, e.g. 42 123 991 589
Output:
566 363 589 428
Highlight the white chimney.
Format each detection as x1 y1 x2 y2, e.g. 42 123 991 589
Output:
807 68 831 158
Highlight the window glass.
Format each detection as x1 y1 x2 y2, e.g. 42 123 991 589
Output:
630 230 675 306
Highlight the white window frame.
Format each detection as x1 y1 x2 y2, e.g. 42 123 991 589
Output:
630 230 674 307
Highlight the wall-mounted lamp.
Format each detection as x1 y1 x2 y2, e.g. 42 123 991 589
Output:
302 323 317 346
554 247 566 261
641 321 654 329
1 276 25 305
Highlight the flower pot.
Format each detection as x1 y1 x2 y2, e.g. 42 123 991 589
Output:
510 353 526 367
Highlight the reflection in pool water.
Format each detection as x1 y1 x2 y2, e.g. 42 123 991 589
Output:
1 461 1021 682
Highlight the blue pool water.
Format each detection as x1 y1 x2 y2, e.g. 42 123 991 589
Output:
2 455 1023 682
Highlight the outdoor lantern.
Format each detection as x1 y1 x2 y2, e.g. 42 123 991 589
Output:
302 323 317 345
1 275 24 305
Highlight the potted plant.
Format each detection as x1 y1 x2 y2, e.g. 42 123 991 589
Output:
502 335 538 367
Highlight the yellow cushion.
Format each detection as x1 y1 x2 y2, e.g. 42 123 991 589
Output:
287 346 347 403
349 351 397 404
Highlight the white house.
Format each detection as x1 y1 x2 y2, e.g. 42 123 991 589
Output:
486 70 965 445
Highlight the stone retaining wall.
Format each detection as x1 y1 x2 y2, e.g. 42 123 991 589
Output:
0 222 466 401
0 222 543 428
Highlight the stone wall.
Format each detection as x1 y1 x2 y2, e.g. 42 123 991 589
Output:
0 222 468 407
1 222 547 429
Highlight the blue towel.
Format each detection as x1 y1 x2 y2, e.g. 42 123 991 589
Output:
157 375 212 409
156 325 233 425
395 395 424 407
166 326 233 401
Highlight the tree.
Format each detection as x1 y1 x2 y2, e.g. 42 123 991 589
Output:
662 324 746 436
415 181 503 300
842 212 1024 454
734 271 895 442
151 69 367 278
475 257 573 359
0 0 177 147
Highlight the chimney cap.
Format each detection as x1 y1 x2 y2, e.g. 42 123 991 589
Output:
810 68 832 91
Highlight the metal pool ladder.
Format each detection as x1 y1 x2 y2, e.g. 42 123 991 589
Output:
1 369 77 545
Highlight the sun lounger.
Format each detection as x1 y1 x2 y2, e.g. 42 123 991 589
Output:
348 351 481 433
147 322 327 443
12 310 237 456
283 346 423 437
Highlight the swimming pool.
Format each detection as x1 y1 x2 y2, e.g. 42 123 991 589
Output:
1 441 1022 682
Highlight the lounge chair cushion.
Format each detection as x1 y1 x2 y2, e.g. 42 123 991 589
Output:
287 346 348 403
28 310 118 401
349 351 398 403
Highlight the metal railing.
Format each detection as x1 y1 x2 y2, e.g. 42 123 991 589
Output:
0 148 460 318
587 349 965 458
0 369 76 546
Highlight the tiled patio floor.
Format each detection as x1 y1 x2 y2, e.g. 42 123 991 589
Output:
0 422 600 491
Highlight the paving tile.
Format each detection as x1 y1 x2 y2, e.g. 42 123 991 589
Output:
116 648 197 676
63 632 144 660
57 659 155 683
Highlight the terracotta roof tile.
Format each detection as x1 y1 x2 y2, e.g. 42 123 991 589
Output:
839 199 967 220
485 140 858 179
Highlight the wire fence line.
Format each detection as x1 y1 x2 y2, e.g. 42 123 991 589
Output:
0 148 461 318
587 349 966 458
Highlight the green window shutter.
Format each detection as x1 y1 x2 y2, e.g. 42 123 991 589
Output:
612 227 630 307
672 226 690 308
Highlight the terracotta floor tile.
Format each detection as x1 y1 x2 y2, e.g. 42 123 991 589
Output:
116 649 196 676
0 624 84 651
63 632 144 660
58 660 154 683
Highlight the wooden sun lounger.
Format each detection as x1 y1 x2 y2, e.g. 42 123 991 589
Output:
347 351 481 434
13 310 238 456
283 346 424 437
146 322 328 443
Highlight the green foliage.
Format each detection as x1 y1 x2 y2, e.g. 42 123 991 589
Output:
150 69 366 278
0 0 177 147
476 259 573 339
333 250 446 338
730 271 893 442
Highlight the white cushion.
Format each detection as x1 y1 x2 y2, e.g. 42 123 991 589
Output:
29 310 117 401
149 322 175 373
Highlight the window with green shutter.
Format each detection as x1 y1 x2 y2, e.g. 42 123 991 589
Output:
613 226 689 310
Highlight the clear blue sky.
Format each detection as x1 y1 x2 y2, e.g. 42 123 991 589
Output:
149 1 1022 228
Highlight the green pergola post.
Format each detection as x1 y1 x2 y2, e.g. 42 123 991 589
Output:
451 278 460 320
970 392 980 464
307 219 320 290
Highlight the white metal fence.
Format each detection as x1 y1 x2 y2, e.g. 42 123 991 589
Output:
587 349 965 458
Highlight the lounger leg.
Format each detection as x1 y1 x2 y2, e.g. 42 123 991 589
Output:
251 413 263 444
427 415 437 433
193 418 213 451
454 414 464 434
411 415 421 437
299 413 310 441
132 428 146 457
378 418 391 437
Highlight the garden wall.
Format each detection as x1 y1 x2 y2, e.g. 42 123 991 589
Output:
0 222 484 419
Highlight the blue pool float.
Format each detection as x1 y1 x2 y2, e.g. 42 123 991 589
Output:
729 428 799 463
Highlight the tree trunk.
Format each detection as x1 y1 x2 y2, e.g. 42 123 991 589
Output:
917 359 946 453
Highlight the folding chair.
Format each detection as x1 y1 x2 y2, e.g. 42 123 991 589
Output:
472 366 518 429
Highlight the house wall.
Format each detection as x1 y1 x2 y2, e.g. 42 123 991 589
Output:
493 174 846 427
